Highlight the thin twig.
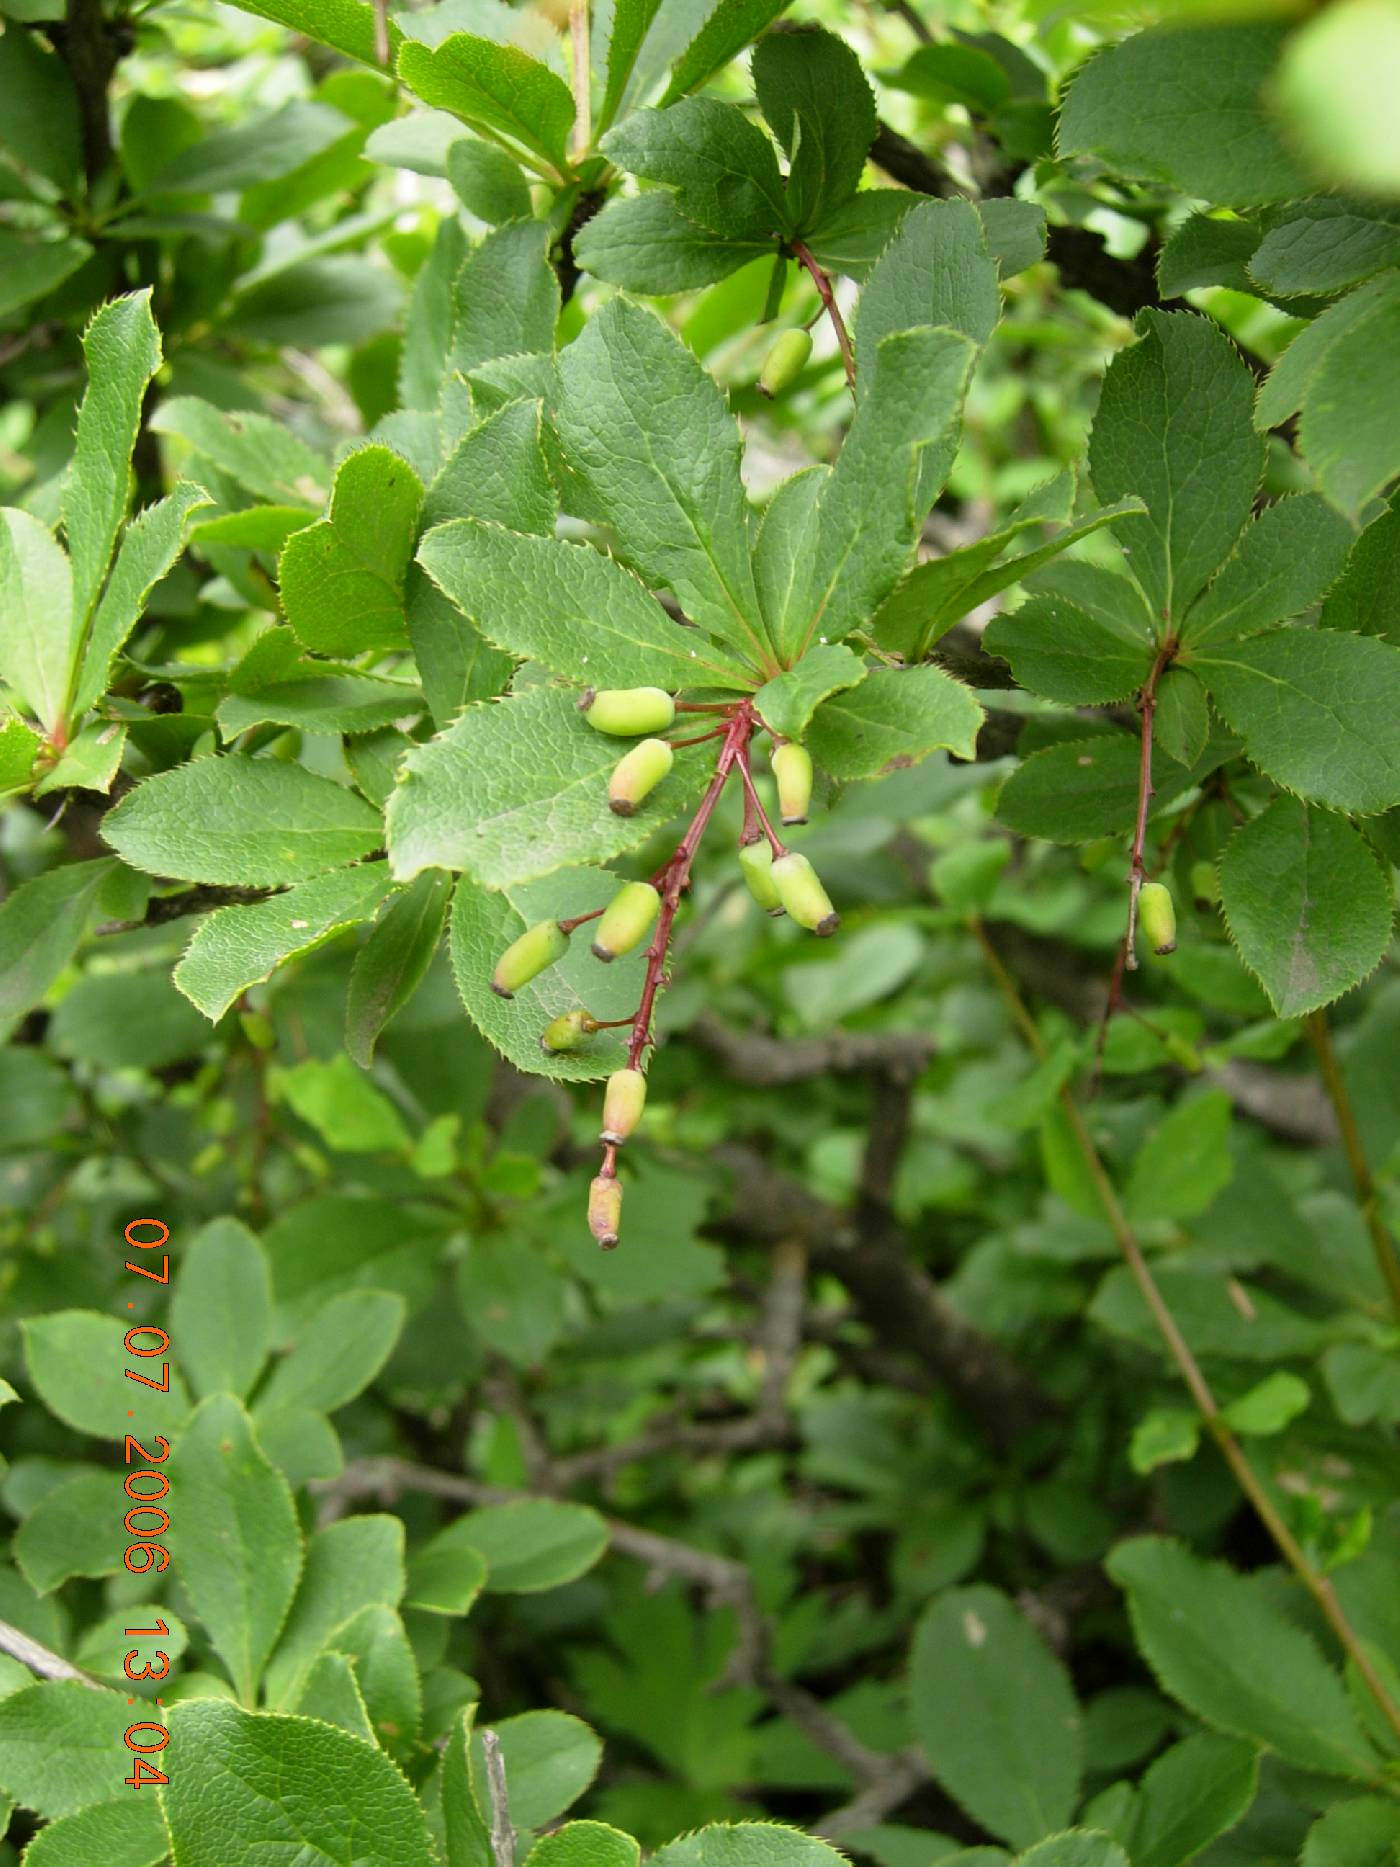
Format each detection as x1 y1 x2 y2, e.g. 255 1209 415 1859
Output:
569 0 590 162
480 1729 515 1867
791 241 856 393
1306 1009 1400 1325
971 915 1400 1754
0 1617 101 1688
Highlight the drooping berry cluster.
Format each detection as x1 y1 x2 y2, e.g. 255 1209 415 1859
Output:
489 688 839 1248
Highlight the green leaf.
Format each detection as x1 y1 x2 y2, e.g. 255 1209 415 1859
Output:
0 26 80 187
984 591 1152 705
22 1796 169 1867
405 1540 487 1615
451 221 560 376
172 1396 302 1702
0 1682 133 1818
264 1514 405 1706
424 399 557 536
994 732 1225 843
1255 275 1399 432
872 494 1145 660
266 1196 439 1334
23 1309 190 1443
781 327 977 661
0 855 112 1030
0 232 91 320
853 200 1001 382
400 215 469 410
0 715 40 795
172 1217 273 1402
1158 213 1262 299
573 192 771 293
215 645 420 737
347 869 451 1066
278 445 423 656
1057 25 1308 206
597 0 663 133
1323 1343 1400 1427
447 136 533 222
661 0 794 103
1218 797 1393 1016
418 519 753 691
273 1051 412 1152
150 97 350 192
1089 311 1263 626
1297 286 1400 518
472 1710 602 1828
755 644 867 740
1181 494 1356 647
161 1697 435 1865
1221 1371 1311 1436
324 1602 420 1753
806 666 982 779
396 35 575 173
103 758 383 886
0 859 115 1032
600 98 788 239
1248 199 1400 298
528 1823 641 1867
886 41 1012 110
290 1651 376 1743
650 1827 848 1865
259 1289 406 1413
15 1470 125 1592
71 482 212 719
386 685 711 887
1016 1839 1129 1867
63 290 163 640
150 397 327 507
0 508 75 736
1105 1537 1381 1778
409 571 516 730
555 298 771 674
431 1498 608 1592
1126 1090 1233 1222
910 1585 1082 1849
1301 1795 1400 1866
752 25 874 233
220 0 398 67
175 865 393 1021
32 719 127 799
802 190 918 278
1194 630 1400 814
979 198 1047 277
1092 1263 1326 1363
1321 497 1400 644
1129 1409 1201 1476
449 869 656 1081
1153 667 1210 767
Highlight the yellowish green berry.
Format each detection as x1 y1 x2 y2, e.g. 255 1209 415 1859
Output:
592 881 661 963
580 687 676 736
608 737 674 817
601 1068 647 1144
771 852 839 936
492 919 568 998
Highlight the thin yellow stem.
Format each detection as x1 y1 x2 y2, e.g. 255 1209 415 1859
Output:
970 916 1400 1752
569 0 590 161
1306 1008 1400 1326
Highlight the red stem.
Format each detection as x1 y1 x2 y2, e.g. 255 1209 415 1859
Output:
559 905 605 935
792 240 856 394
734 742 787 857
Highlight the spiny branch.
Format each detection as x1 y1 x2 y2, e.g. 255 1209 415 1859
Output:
1306 1008 1400 1325
970 916 1400 1754
791 240 857 392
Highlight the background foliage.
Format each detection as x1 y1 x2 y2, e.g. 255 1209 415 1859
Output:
2 0 1400 1861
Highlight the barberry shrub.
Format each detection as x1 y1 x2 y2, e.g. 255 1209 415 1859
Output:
2 0 1400 1862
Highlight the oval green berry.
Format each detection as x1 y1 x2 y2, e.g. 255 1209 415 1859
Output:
772 742 813 826
771 852 839 936
580 687 676 736
758 327 813 398
608 737 675 817
492 919 568 998
739 840 784 915
1138 880 1178 956
588 1172 623 1249
601 1068 647 1144
1190 859 1220 908
540 1007 597 1054
592 881 661 963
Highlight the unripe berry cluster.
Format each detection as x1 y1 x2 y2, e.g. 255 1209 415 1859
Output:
489 688 840 1248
